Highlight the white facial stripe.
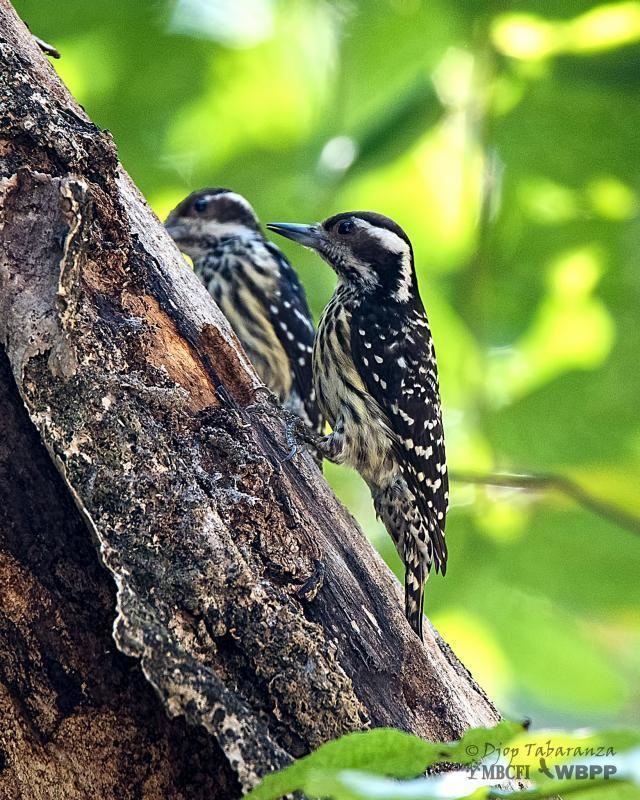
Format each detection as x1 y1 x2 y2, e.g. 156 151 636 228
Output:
171 219 257 258
360 220 409 255
358 220 413 302
394 250 413 302
220 191 257 217
202 220 255 239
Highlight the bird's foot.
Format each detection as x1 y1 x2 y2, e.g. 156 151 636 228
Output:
283 412 313 463
246 385 319 463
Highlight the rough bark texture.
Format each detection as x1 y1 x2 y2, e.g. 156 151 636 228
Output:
0 349 240 799
0 2 500 797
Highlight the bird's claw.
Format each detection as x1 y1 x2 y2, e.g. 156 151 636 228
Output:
282 414 304 463
282 446 297 463
247 385 318 463
247 386 304 461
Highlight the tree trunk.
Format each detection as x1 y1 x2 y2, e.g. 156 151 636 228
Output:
0 2 500 797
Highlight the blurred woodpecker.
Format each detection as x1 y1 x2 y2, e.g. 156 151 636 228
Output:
268 213 448 639
166 189 322 433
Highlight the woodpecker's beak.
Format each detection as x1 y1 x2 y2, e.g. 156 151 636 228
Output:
164 213 180 237
267 222 324 251
165 215 191 245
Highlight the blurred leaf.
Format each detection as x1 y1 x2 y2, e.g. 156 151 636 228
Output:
305 765 640 800
345 76 444 180
250 726 640 800
245 722 527 800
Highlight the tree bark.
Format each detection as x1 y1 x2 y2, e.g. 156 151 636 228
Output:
0 2 500 797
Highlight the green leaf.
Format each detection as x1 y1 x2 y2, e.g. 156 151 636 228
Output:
246 722 527 800
249 726 640 800
346 77 444 181
305 766 640 800
246 729 429 800
438 720 529 765
299 740 640 800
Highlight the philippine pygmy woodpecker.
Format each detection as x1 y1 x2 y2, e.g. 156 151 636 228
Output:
166 189 322 432
268 213 448 639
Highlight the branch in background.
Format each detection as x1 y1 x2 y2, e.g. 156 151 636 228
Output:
451 470 640 536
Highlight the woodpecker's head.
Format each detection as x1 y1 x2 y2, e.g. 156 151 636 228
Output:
165 188 261 258
267 212 416 301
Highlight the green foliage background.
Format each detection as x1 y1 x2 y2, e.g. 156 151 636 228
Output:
17 0 640 727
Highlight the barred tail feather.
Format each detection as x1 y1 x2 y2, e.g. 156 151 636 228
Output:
373 481 431 640
404 539 426 641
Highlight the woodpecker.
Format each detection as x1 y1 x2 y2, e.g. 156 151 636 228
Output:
165 189 322 433
268 213 448 640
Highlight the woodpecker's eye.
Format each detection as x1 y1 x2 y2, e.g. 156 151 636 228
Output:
337 220 355 236
193 197 209 214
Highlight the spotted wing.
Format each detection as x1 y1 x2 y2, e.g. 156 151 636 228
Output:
264 241 323 432
351 305 448 573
